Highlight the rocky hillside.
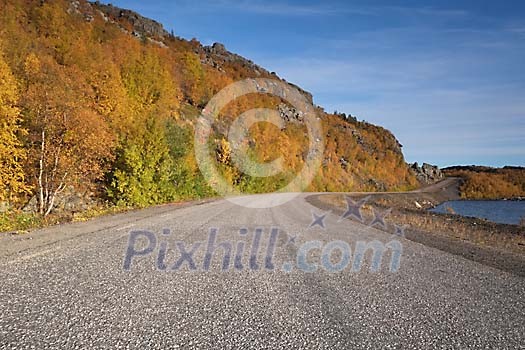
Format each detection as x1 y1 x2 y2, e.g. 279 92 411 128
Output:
0 0 417 216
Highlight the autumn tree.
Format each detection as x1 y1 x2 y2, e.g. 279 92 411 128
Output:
164 121 214 199
88 60 132 134
177 51 208 106
22 53 115 216
0 46 30 201
109 119 177 207
108 50 181 206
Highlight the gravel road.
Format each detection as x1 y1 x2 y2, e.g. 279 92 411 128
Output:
0 193 523 349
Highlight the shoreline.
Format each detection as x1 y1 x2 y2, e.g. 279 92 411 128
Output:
435 197 525 203
306 178 525 277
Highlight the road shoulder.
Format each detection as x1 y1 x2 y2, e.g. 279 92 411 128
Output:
306 188 525 277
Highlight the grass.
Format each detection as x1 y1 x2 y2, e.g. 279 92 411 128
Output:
71 204 131 223
0 203 130 234
0 198 202 234
0 211 43 233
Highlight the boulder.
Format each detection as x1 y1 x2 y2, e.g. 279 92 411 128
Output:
410 162 443 184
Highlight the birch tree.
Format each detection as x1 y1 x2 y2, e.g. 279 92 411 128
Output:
22 53 115 216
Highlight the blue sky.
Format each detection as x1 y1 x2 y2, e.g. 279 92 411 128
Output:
109 0 525 167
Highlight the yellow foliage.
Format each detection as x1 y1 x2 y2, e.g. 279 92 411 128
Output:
0 47 30 201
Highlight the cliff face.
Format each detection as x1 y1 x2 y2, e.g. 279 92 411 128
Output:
0 0 418 213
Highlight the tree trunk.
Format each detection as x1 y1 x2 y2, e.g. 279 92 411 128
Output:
38 130 45 215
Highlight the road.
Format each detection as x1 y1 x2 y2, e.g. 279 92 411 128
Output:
0 192 523 349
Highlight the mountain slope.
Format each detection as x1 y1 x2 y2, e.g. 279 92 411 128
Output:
0 0 417 215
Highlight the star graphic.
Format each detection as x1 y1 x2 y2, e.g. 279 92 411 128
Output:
287 234 297 245
369 207 392 230
339 196 369 223
309 210 330 229
394 224 408 238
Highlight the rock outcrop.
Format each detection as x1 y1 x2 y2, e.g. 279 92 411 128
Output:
92 1 170 39
410 162 443 184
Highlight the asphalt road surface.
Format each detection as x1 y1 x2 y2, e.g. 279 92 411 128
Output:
1 193 524 349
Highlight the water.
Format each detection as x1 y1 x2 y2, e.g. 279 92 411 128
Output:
430 200 525 226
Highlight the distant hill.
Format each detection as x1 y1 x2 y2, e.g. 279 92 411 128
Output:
0 0 418 215
443 167 525 199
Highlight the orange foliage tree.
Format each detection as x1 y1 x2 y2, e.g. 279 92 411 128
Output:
22 53 115 216
0 44 30 201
